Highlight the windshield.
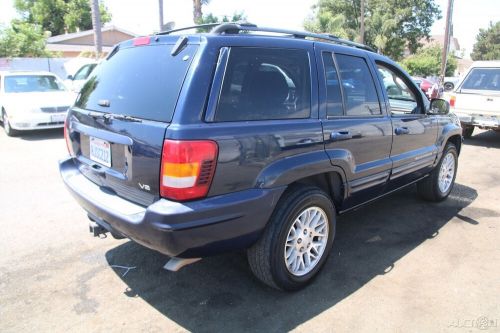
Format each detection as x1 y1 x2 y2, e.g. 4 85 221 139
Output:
75 43 198 122
4 75 66 93
462 68 500 91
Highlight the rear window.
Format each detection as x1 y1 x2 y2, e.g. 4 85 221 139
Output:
75 44 198 122
461 67 500 91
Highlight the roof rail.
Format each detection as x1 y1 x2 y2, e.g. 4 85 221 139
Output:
157 22 375 52
156 23 222 35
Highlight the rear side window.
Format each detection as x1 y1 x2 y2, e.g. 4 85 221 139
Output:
461 68 500 91
335 54 381 116
322 52 343 117
215 47 311 121
75 44 198 122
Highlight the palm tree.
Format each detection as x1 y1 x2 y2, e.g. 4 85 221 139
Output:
192 0 210 24
158 0 164 31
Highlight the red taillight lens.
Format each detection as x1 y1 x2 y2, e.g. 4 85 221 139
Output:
64 117 74 156
449 95 456 108
160 139 218 201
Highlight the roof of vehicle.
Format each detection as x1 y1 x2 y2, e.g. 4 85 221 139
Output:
469 61 500 68
0 70 59 77
155 22 376 53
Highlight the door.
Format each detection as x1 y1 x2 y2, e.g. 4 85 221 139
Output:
316 47 393 209
374 61 439 189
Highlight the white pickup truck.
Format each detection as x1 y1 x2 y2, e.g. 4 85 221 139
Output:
447 61 500 138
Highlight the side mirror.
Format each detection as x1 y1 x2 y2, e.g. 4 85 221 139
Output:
429 98 450 115
66 74 74 80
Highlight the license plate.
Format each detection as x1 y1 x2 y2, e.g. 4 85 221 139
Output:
51 114 66 123
89 137 112 167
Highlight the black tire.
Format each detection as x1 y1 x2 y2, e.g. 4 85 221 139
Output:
417 143 458 202
247 185 336 291
444 82 454 91
462 125 474 139
2 110 18 137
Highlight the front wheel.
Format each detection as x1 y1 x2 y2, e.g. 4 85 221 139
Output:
2 110 18 137
417 143 458 202
247 185 335 291
462 125 474 139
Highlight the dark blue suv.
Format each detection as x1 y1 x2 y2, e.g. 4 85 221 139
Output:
60 23 462 290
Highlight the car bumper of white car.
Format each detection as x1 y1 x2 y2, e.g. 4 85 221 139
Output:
8 112 67 131
454 112 500 129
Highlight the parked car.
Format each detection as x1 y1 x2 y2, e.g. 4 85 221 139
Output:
447 61 500 138
412 76 434 95
60 23 462 290
64 62 98 93
444 76 460 91
0 71 75 136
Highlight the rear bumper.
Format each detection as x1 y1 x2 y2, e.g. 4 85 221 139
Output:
454 111 500 129
59 157 284 258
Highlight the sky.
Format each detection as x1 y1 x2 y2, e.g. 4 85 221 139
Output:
1 0 499 58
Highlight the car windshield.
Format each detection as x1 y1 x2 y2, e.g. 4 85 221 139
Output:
461 68 500 91
4 75 66 93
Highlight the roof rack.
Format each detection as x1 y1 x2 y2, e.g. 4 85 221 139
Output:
157 22 375 52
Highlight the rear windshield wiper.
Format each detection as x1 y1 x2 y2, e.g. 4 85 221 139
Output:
86 111 142 123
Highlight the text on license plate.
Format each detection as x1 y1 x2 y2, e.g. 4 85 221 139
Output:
89 137 112 167
51 114 66 123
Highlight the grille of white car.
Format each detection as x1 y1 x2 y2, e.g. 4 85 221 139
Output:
40 106 70 113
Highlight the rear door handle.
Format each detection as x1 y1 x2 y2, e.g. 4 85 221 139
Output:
395 127 410 135
331 131 352 141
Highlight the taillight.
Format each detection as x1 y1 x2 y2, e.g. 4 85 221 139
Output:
449 95 456 108
64 116 74 156
160 139 218 201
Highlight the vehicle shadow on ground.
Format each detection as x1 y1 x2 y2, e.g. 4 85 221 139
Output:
17 128 63 141
463 130 500 149
105 183 478 332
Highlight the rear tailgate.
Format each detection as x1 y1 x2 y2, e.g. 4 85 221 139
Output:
453 67 500 117
67 38 198 206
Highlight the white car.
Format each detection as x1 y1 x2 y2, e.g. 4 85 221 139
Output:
447 61 500 138
64 62 98 93
0 71 76 136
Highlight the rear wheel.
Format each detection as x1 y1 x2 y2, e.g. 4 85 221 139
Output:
2 110 18 137
462 125 474 139
417 143 458 202
247 185 335 291
444 82 454 91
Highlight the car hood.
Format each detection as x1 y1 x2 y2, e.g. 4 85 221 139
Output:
3 91 77 111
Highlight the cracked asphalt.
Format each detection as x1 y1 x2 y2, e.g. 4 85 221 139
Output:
0 128 499 332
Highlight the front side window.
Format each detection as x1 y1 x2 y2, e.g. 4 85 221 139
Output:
335 54 381 116
4 75 66 93
461 68 500 91
377 64 420 115
215 47 311 121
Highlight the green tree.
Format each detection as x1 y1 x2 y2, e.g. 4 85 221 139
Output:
0 21 51 57
401 45 457 77
471 21 500 61
304 0 441 60
197 11 247 28
14 0 111 36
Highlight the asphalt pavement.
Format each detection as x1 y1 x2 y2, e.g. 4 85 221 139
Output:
0 128 499 332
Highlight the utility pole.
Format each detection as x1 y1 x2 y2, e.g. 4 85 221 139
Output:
90 0 102 59
440 0 454 83
360 0 365 44
159 0 164 32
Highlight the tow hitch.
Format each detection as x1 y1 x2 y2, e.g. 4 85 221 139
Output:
89 221 108 237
